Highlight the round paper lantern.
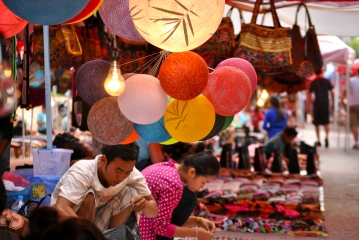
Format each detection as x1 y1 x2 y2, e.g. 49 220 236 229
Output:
135 117 171 143
216 58 257 95
2 0 89 25
120 129 140 144
75 60 110 106
221 115 234 131
161 138 179 145
158 51 208 100
0 1 27 39
123 73 137 80
164 95 215 143
117 74 167 124
203 66 251 116
129 0 225 52
63 0 103 24
200 114 226 141
99 0 144 42
87 97 133 145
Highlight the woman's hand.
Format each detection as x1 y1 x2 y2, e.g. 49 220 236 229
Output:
197 227 214 240
199 218 216 234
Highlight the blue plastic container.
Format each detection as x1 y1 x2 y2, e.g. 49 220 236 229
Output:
12 168 34 182
30 176 61 206
6 187 31 210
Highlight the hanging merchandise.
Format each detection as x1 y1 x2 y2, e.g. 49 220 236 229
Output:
274 3 322 85
99 0 145 42
2 0 89 25
87 97 134 145
192 7 236 59
33 25 82 69
128 0 225 52
0 0 28 39
234 0 292 75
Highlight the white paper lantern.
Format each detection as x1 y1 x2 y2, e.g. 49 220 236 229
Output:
128 0 225 52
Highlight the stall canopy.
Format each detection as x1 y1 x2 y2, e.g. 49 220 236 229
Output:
318 36 356 65
225 1 359 36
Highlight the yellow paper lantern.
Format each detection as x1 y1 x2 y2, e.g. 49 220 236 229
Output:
128 0 225 52
164 95 215 143
161 138 179 145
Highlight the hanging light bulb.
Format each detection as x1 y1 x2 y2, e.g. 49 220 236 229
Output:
260 89 269 100
104 42 126 97
256 98 264 107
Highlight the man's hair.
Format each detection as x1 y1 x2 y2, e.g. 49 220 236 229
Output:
0 178 7 213
283 127 298 137
101 142 139 167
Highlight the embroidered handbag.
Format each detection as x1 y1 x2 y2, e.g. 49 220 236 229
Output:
234 0 292 75
33 25 82 69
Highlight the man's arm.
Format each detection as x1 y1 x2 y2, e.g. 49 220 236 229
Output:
330 89 335 111
148 143 164 164
306 91 312 114
54 196 78 220
131 194 158 218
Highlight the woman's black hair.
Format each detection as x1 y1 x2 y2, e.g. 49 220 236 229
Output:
283 127 298 137
57 218 106 240
269 96 285 122
183 150 220 176
0 178 7 213
101 142 139 167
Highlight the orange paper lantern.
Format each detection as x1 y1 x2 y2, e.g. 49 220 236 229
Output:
158 51 208 100
203 66 251 116
164 95 215 143
120 129 140 144
0 1 27 38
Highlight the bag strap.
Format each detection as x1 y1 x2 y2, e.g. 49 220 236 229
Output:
251 0 281 28
295 3 313 28
227 7 244 24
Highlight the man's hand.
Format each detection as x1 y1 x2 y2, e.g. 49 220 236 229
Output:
199 218 216 234
130 195 147 212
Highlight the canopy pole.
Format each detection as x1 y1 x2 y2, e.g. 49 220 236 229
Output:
21 108 25 157
43 25 53 149
345 60 351 153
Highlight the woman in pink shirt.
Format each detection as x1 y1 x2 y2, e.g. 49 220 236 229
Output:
139 150 220 240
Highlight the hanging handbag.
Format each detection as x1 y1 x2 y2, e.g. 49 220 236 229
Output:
192 8 236 59
234 0 292 75
33 25 82 69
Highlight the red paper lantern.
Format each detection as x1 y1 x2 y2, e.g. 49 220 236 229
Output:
0 1 27 39
203 66 251 116
63 0 103 24
216 58 257 95
158 51 208 100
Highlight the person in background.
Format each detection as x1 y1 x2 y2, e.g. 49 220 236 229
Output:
307 69 334 148
262 96 288 139
135 137 165 171
263 127 298 159
344 68 359 150
0 114 14 177
37 105 47 135
252 106 264 133
51 143 158 239
139 149 220 240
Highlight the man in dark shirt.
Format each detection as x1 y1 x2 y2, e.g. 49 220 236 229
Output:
0 114 14 177
307 70 334 148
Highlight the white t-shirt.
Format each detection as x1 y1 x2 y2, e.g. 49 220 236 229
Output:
349 76 359 106
50 155 151 207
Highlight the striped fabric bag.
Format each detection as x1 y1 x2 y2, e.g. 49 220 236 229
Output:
235 0 292 75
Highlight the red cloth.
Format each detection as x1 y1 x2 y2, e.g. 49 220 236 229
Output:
252 111 264 129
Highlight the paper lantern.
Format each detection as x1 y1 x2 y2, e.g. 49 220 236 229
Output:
200 114 226 141
203 66 251 116
120 129 140 144
63 0 103 24
99 0 144 42
87 97 133 145
128 0 225 52
123 73 137 80
221 115 234 131
216 58 257 95
2 0 89 25
117 74 167 124
164 95 215 143
161 138 179 145
0 1 27 39
75 60 110 106
135 117 171 143
158 51 208 100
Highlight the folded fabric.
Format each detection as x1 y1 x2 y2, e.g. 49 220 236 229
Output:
268 194 286 203
204 190 224 199
3 180 25 191
280 184 300 192
221 181 241 192
253 191 270 201
204 179 224 192
240 183 259 192
236 191 254 200
284 178 302 186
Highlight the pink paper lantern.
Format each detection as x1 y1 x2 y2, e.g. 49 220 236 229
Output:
203 66 251 116
99 0 144 42
216 58 257 94
117 74 167 124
